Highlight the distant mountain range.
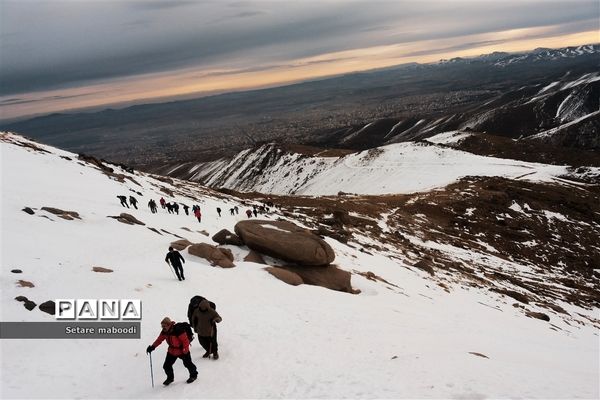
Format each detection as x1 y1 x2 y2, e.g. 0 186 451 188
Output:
2 44 598 169
440 44 598 66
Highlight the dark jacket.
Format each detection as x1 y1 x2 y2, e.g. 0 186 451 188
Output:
165 250 185 266
192 300 222 337
151 322 190 356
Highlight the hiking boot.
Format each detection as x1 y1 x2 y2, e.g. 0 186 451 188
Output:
163 378 174 386
202 351 210 358
212 352 219 360
186 375 197 384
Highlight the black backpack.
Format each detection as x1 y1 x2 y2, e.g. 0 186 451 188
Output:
172 322 194 343
187 296 216 324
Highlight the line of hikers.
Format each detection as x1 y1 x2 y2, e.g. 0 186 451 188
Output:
118 194 278 223
146 295 222 386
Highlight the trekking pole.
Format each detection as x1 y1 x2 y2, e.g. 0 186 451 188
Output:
166 261 177 280
149 352 154 388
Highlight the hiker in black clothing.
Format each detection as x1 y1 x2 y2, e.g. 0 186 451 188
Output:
129 196 138 209
174 203 180 215
166 203 174 214
216 207 222 217
117 195 129 208
182 204 189 215
234 206 239 215
230 208 235 216
165 247 186 281
252 208 258 218
148 199 158 214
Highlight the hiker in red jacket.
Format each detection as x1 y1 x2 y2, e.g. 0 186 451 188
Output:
194 207 202 223
146 317 197 386
160 197 166 209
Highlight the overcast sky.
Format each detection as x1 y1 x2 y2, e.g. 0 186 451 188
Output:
1 0 598 120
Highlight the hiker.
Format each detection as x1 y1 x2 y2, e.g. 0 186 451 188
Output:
148 199 157 214
146 317 197 386
230 208 235 216
182 204 189 215
166 203 174 214
174 203 180 215
191 300 222 360
253 208 258 218
234 206 239 215
216 207 222 217
160 197 166 209
194 207 202 223
129 196 138 209
117 195 129 208
245 209 252 218
165 246 185 281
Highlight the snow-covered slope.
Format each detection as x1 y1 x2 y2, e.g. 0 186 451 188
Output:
1 132 598 399
192 141 571 196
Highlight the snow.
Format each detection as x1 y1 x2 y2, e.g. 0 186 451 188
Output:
1 132 598 399
509 201 525 213
426 131 472 145
237 142 568 196
259 223 289 233
527 110 600 140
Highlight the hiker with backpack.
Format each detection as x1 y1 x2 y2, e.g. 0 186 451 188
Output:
165 246 186 281
117 195 129 208
148 199 158 214
146 317 197 386
129 195 138 209
191 299 222 360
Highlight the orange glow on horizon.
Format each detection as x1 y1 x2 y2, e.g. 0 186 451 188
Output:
1 26 598 121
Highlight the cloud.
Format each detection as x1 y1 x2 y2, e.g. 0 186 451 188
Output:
126 0 198 11
0 0 597 99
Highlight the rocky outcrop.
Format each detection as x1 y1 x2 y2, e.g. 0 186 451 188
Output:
15 296 36 311
92 266 113 273
17 280 34 288
39 300 56 315
244 250 266 264
41 207 81 220
267 265 357 294
235 220 335 266
108 213 145 225
212 229 244 246
188 243 235 268
526 311 550 321
170 239 193 250
265 267 303 286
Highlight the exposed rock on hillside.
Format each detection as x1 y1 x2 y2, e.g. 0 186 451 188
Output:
41 207 81 220
235 220 335 266
212 229 244 246
108 213 145 225
188 243 235 268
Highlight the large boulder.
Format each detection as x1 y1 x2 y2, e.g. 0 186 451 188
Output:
212 229 244 246
188 243 235 268
235 220 335 266
268 265 357 294
170 239 193 251
244 250 266 264
265 267 303 286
